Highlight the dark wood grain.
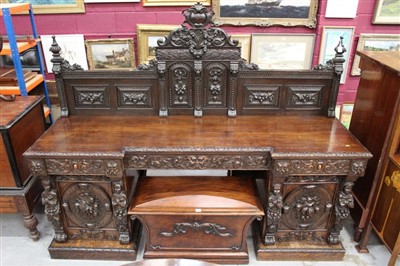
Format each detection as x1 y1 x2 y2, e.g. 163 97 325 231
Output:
26 115 368 157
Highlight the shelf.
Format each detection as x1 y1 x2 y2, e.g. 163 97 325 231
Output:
0 39 40 55
43 105 50 118
0 3 31 15
0 74 44 95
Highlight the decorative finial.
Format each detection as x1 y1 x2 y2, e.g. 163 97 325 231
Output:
334 36 346 56
181 2 214 28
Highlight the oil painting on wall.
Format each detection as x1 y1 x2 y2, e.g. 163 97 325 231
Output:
212 0 318 27
4 0 85 13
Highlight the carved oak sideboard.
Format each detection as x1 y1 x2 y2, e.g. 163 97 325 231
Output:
24 3 371 263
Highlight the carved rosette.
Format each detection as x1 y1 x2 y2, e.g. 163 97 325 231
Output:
125 154 268 170
41 177 67 242
273 159 350 177
111 181 130 244
264 183 283 245
45 159 122 177
328 181 354 245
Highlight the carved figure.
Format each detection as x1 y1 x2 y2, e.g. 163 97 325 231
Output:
265 183 283 245
111 182 130 244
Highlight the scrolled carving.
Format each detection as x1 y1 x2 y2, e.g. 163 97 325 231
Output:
239 58 259 70
125 154 269 170
274 159 350 176
160 222 233 237
45 159 122 177
79 92 104 104
278 231 325 242
328 181 354 245
112 181 130 244
137 59 157 71
122 92 147 104
69 229 118 241
250 92 275 104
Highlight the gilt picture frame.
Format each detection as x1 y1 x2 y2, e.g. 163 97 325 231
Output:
137 24 179 65
319 26 354 84
141 0 210 6
250 34 315 70
85 39 135 70
2 0 85 14
212 0 318 28
351 34 400 76
372 0 400 24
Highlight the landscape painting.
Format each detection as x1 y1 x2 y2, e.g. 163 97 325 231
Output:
5 0 85 13
373 0 400 24
86 39 135 70
212 0 318 27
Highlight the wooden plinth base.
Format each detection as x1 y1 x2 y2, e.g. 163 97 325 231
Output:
144 250 249 265
49 221 142 261
253 225 345 261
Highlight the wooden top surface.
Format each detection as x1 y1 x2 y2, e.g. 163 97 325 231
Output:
129 176 264 215
0 96 43 129
25 115 370 158
357 51 400 73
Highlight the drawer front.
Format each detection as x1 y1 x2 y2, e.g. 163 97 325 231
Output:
140 214 253 251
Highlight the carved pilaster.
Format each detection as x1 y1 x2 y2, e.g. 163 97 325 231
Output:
158 61 167 117
327 181 354 245
41 177 67 242
228 61 238 117
194 60 203 117
264 183 283 245
111 181 130 244
329 37 346 117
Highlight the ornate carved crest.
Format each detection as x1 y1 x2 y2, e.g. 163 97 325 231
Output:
156 3 238 60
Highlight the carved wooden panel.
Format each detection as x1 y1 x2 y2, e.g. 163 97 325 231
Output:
274 159 351 176
45 159 123 178
116 85 152 109
125 153 269 170
73 85 109 109
168 63 193 108
203 62 228 108
287 85 323 110
244 85 280 109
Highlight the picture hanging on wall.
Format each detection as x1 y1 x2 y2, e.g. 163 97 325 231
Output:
372 0 400 24
351 34 400 76
85 39 135 70
2 0 85 14
250 34 315 70
136 24 180 65
319 26 354 84
231 34 251 62
41 34 89 73
141 0 210 6
325 0 359 18
212 0 318 28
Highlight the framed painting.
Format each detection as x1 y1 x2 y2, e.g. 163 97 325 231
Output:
85 39 135 70
351 34 400 75
319 26 354 84
137 24 179 65
373 0 400 24
231 34 251 62
212 0 318 28
325 0 359 18
2 0 85 14
250 34 315 70
339 102 354 129
142 0 210 6
41 34 89 73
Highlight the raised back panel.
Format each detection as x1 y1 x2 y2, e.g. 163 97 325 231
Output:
51 3 344 118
